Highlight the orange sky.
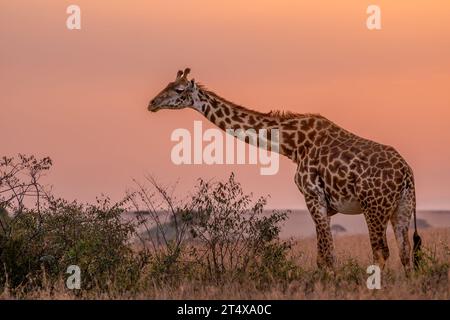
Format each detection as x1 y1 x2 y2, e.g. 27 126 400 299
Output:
1 1 450 209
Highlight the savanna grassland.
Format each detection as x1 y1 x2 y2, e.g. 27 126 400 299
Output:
0 155 449 300
1 228 448 300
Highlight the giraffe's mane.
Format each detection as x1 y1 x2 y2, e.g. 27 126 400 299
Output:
266 110 314 120
198 84 318 120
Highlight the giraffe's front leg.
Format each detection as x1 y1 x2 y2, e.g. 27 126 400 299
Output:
295 164 335 270
304 194 336 270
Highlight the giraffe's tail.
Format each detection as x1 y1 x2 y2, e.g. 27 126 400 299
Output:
412 208 422 270
407 176 422 270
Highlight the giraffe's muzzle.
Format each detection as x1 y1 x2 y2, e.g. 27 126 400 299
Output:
148 100 159 112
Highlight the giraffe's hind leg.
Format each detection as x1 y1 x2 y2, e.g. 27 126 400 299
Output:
363 208 391 269
391 192 414 273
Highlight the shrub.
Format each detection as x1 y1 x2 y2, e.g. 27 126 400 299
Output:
0 196 148 294
128 173 297 285
0 156 147 296
128 176 191 282
185 173 297 283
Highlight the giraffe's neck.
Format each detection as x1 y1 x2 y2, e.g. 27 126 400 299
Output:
190 87 311 161
192 88 276 130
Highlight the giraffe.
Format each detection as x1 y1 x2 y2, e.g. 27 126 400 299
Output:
148 68 422 272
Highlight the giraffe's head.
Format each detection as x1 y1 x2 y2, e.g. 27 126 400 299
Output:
148 68 198 112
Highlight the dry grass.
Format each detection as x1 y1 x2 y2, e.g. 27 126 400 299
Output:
1 227 448 300
137 227 449 300
296 227 449 270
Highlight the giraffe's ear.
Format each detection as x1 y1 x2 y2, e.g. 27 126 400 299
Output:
176 70 183 80
182 68 191 79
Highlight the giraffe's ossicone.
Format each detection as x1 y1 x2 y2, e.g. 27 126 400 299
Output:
148 68 422 272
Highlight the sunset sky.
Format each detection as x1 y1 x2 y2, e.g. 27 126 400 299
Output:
1 1 450 209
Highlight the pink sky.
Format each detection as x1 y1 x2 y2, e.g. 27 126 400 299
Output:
1 1 450 209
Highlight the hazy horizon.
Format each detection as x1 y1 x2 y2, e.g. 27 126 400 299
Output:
125 209 450 240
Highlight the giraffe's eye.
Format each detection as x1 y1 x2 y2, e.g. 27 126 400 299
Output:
174 88 184 94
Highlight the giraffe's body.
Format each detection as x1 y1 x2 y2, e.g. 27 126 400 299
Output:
149 68 421 271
